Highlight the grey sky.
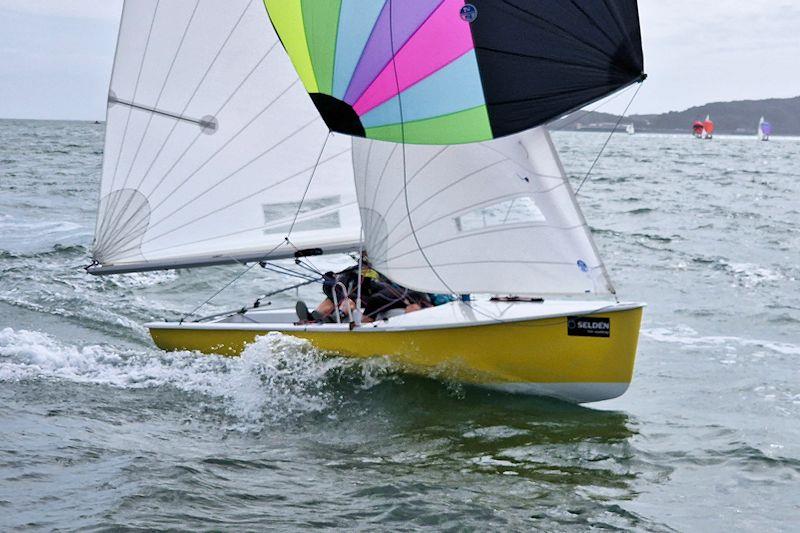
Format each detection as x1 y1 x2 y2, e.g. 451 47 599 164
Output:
0 0 798 120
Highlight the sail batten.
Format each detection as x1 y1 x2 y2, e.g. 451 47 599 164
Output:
91 0 362 275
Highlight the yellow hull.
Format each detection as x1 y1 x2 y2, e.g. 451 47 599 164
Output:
149 305 643 402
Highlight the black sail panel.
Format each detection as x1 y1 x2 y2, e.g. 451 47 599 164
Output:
470 0 645 138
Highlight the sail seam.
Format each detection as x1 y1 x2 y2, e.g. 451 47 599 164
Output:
97 1 270 254
109 147 350 258
375 183 571 257
98 1 202 249
496 0 615 63
100 2 263 250
383 223 588 264
97 1 161 250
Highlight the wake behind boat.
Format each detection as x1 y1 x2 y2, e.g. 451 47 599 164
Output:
87 1 647 403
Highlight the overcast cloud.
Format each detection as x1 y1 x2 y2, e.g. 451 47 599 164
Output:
0 0 798 120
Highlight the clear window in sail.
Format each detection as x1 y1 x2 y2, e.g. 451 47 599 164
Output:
262 196 342 234
453 196 545 233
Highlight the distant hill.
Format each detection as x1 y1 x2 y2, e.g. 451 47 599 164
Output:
551 95 800 135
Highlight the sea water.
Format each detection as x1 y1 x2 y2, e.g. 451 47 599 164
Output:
1 120 798 531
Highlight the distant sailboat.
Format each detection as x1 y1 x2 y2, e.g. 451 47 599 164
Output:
692 120 704 138
701 115 714 140
758 116 772 141
626 123 635 135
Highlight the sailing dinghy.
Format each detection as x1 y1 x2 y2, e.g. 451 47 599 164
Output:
88 1 646 403
758 117 772 141
702 115 715 140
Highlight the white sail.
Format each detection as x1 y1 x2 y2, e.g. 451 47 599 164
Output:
758 116 768 141
90 0 361 275
352 127 614 296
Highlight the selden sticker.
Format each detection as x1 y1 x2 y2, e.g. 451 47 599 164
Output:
567 316 610 338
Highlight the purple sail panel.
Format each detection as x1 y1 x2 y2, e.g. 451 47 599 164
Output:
343 0 444 106
761 122 772 135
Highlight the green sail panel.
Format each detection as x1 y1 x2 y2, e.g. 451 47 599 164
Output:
365 106 492 145
301 0 341 95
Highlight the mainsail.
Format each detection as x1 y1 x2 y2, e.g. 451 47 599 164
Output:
90 0 361 274
265 0 645 144
352 127 613 295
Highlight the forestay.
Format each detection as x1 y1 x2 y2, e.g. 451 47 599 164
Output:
90 0 361 275
352 127 614 296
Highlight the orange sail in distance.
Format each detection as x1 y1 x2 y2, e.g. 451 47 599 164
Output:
702 115 715 139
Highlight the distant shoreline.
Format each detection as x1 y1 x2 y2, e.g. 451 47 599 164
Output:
1 117 798 140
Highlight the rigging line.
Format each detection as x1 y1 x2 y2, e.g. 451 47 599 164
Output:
371 159 511 252
287 132 331 236
368 144 400 215
98 1 161 247
280 131 336 279
371 151 571 255
497 0 617 63
99 38 284 250
179 239 289 323
364 288 412 320
575 81 642 195
101 0 202 246
550 82 636 131
195 276 323 323
260 260 318 280
386 0 459 299
259 264 317 283
98 1 254 249
291 255 325 277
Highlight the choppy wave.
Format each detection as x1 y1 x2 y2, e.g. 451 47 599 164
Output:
643 325 800 356
0 328 397 424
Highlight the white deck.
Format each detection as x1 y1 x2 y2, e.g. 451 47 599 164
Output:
147 299 644 333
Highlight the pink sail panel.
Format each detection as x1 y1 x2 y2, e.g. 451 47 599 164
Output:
352 0 475 117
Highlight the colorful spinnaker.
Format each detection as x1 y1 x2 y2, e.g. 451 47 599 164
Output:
264 0 645 144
